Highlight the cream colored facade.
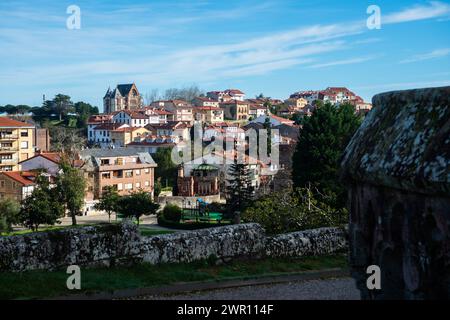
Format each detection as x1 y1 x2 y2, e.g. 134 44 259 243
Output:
285 97 308 111
110 127 150 147
0 118 35 172
194 107 224 124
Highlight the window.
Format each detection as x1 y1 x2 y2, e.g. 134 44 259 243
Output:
117 183 123 190
0 180 4 188
125 170 133 178
101 172 111 179
135 169 141 176
101 159 110 165
136 182 141 188
144 168 150 174
20 141 28 149
144 181 150 187
21 130 28 137
125 183 133 190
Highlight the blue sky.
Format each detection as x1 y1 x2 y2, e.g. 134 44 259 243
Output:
1 0 450 111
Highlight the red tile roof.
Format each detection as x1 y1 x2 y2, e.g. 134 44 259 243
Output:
1 171 36 186
0 117 34 128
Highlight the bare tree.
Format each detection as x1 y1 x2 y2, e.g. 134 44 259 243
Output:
50 127 86 160
163 85 204 103
145 89 160 105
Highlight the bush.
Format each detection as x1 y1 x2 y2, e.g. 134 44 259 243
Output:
157 215 225 230
0 198 20 233
242 188 347 235
162 204 182 223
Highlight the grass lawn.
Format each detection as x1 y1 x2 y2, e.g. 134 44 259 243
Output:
0 254 347 300
138 227 175 237
0 224 94 237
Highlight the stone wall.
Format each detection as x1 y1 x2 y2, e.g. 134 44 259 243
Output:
0 222 141 272
266 227 348 258
0 222 348 272
141 223 266 264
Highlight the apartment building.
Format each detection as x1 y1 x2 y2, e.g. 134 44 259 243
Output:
78 148 157 200
0 117 35 172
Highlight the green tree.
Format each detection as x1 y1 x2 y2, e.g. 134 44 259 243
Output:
153 147 177 187
116 191 159 225
0 198 20 233
74 101 99 128
292 102 361 209
263 116 272 155
56 161 87 226
53 94 73 121
154 179 162 197
94 186 120 223
18 176 63 231
226 158 254 218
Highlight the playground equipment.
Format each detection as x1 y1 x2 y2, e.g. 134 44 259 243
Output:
181 198 225 223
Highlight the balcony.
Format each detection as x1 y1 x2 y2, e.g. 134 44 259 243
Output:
0 134 18 140
0 146 19 152
0 158 17 165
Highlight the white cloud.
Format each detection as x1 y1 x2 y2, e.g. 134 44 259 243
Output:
384 1 450 24
400 48 450 63
307 56 376 69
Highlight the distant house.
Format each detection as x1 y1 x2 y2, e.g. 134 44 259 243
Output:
151 100 193 123
220 100 250 121
192 97 220 108
19 152 63 176
250 114 295 127
177 163 220 197
146 121 191 141
91 123 130 147
110 127 151 148
112 110 152 127
193 106 224 124
224 89 245 101
87 114 114 143
0 171 36 201
103 83 143 113
249 105 267 118
207 89 245 102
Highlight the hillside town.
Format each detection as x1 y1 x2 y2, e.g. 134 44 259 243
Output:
0 83 372 217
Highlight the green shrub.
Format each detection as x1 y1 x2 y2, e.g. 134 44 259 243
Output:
242 188 347 235
162 204 182 223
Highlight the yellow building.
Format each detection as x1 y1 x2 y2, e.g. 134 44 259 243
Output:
194 106 224 124
0 118 35 172
110 126 150 147
285 97 308 111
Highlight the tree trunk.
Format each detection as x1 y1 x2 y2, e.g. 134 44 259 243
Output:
71 213 77 226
